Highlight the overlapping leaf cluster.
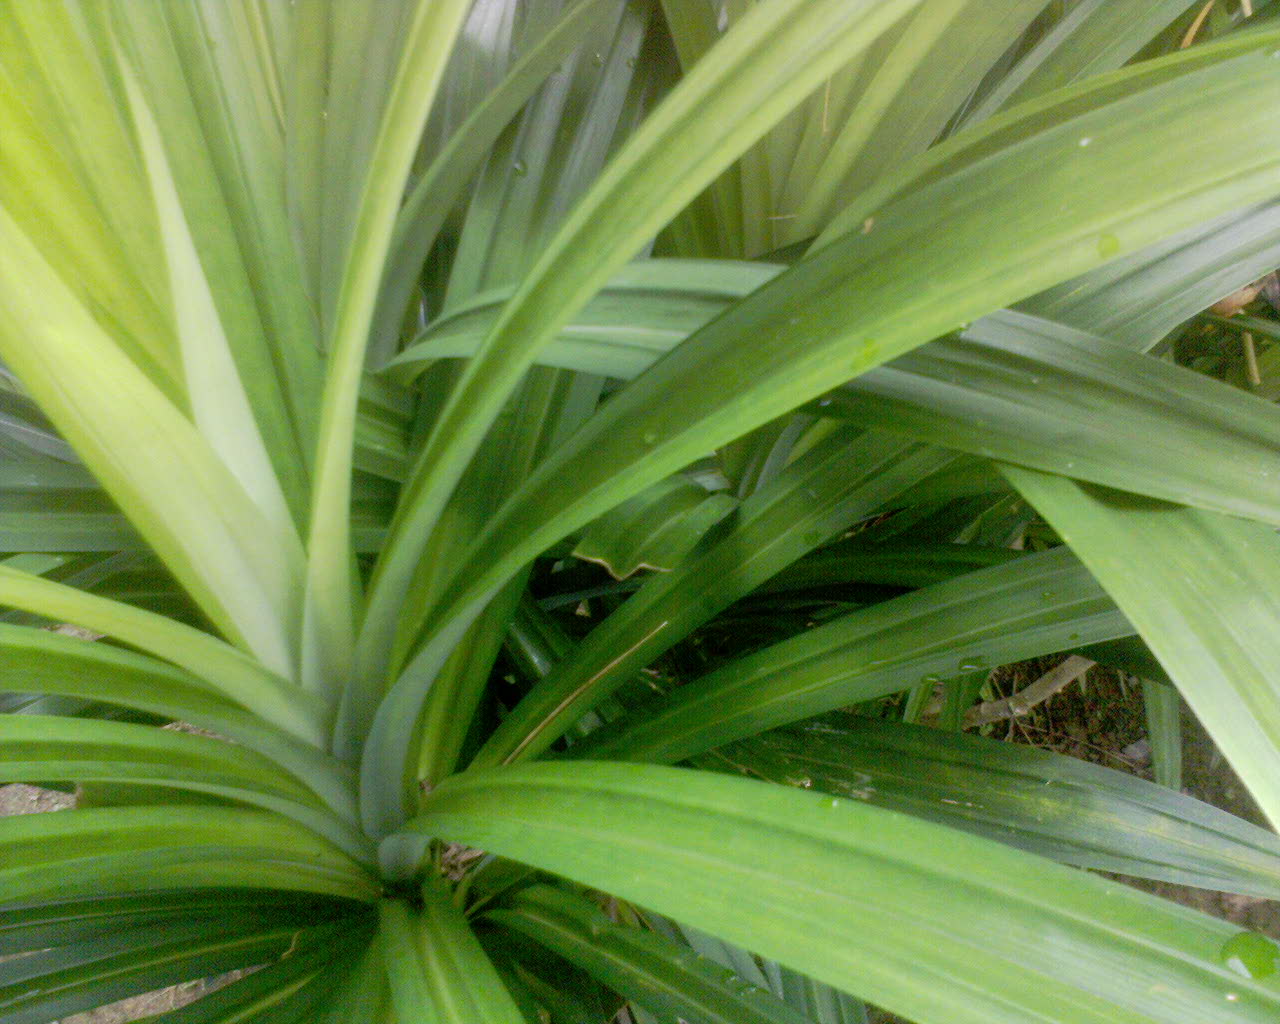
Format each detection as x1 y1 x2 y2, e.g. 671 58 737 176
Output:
3 2 1280 1022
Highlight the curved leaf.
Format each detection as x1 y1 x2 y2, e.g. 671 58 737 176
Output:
402 762 1280 1024
705 716 1280 897
575 547 1130 764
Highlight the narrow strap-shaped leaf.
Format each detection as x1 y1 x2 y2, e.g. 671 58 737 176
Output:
574 547 1131 764
107 5 317 523
0 715 373 866
823 310 1280 526
401 762 1280 1024
0 208 303 678
0 623 354 819
1145 680 1184 791
388 258 780 382
965 0 1205 122
372 0 624 352
313 931 389 1024
117 48 297 545
1004 466 1280 831
470 427 953 772
1023 198 1280 350
379 879 524 1024
0 805 379 904
758 540 1020 594
0 889 358 955
790 0 1044 234
396 270 1280 527
0 564 325 745
0 918 352 1024
411 38 1280 749
304 0 475 699
133 922 375 1024
357 0 923 694
487 884 813 1024
703 716 1280 897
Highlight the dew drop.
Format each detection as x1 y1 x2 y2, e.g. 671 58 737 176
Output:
512 159 527 177
642 429 658 445
1041 590 1055 601
1097 232 1120 258
1078 137 1092 147
591 52 605 67
1219 931 1279 979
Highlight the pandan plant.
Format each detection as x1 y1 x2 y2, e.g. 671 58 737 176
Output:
4 1 1280 1021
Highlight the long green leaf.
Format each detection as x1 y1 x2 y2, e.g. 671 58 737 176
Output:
704 716 1280 897
0 715 372 865
488 884 813 1024
402 762 1280 1024
380 879 524 1024
372 0 624 352
396 271 1280 526
304 0 474 700
0 208 304 677
0 564 324 744
0 624 354 821
0 917 349 1024
357 0 923 695
0 805 379 904
413 38 1280 746
471 427 952 771
1005 467 1280 831
575 547 1130 764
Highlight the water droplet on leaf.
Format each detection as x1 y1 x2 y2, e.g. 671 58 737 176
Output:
1220 931 1279 979
512 160 527 177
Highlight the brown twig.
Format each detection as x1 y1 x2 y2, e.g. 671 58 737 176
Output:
1181 0 1215 48
964 655 1096 727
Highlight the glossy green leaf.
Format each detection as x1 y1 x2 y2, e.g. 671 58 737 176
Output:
0 715 371 865
823 310 1280 526
0 804 379 904
0 917 348 1024
0 208 304 677
576 547 1131 764
572 475 738 579
304 0 474 698
380 879 523 1024
0 889 359 955
1005 467 1280 831
704 715 1280 896
471 427 952 773
0 624 355 824
357 0 922 696
417 38 1280 731
402 761 1280 1023
965 0 1202 121
488 884 813 1024
373 0 625 353
1145 680 1184 791
0 564 325 745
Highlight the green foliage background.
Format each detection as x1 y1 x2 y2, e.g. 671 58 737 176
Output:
2 1 1280 1021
